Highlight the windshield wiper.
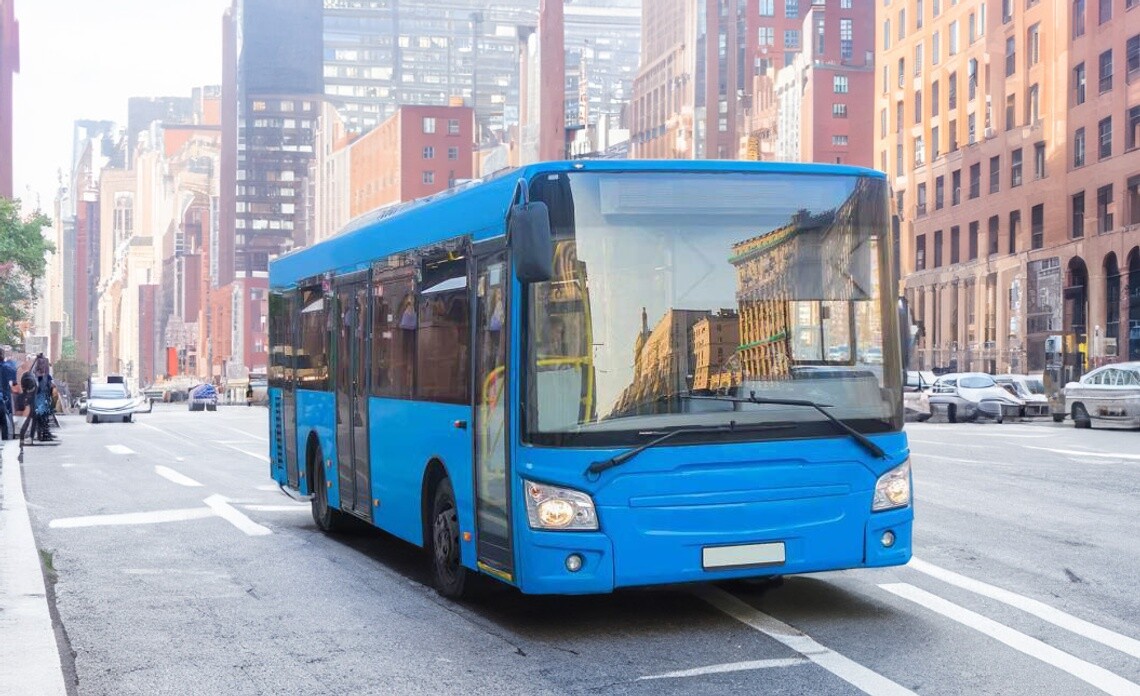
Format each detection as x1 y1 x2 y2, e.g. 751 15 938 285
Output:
585 421 795 477
685 392 887 459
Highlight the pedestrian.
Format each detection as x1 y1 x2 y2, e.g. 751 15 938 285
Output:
24 353 55 443
0 348 15 440
18 368 39 445
246 383 254 407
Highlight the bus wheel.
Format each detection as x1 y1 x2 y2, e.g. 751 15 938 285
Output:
311 446 346 532
430 478 467 599
1071 404 1092 429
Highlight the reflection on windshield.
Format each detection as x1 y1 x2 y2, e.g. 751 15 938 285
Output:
960 376 996 389
525 171 900 446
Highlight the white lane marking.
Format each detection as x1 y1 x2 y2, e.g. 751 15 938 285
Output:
49 508 216 529
0 444 69 695
219 443 271 463
904 438 944 445
137 421 196 444
255 484 280 491
153 465 203 488
221 425 268 441
880 583 1140 696
242 504 308 512
911 453 987 465
203 495 272 536
105 444 136 455
639 658 808 680
696 586 916 696
910 558 1140 661
1025 446 1140 461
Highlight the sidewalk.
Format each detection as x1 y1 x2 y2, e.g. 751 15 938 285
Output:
0 440 68 695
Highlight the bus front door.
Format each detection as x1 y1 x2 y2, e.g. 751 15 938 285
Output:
472 250 514 582
335 281 372 521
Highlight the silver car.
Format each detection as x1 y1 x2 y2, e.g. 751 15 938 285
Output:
994 374 1049 418
928 372 1024 423
904 370 933 422
1063 362 1140 429
86 383 139 424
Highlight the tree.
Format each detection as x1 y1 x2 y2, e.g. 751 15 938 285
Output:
52 357 95 392
0 198 54 346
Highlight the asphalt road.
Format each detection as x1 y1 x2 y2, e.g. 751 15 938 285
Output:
15 405 1140 695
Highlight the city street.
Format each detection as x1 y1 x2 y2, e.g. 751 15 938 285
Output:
6 406 1140 695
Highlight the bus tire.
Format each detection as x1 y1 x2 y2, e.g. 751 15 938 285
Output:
1071 404 1092 429
429 478 468 599
311 443 347 533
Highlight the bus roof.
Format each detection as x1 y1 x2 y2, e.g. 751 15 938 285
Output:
269 159 885 289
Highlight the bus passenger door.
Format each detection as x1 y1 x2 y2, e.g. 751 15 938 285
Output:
335 281 372 521
472 251 513 580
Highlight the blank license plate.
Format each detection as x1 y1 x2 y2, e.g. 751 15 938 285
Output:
702 542 786 570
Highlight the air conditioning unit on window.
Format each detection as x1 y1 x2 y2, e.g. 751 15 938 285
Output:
984 127 995 139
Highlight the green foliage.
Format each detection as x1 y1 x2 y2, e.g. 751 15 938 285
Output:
0 198 54 346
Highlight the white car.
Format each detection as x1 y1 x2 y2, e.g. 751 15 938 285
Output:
904 370 933 422
86 383 139 424
1063 362 1140 429
928 372 1024 423
994 374 1049 418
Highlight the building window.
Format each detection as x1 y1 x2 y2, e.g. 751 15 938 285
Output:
884 20 891 50
1002 0 1013 22
918 183 928 215
916 234 927 270
1009 210 1021 254
951 227 961 264
969 12 977 43
899 8 906 40
898 58 905 88
914 135 925 165
968 59 978 101
1128 176 1140 225
1034 141 1046 179
834 75 849 93
841 0 852 7
785 29 801 49
1072 191 1086 238
933 31 941 64
1074 127 1086 167
1005 94 1016 131
759 0 774 16
1031 204 1044 249
1005 36 1016 76
1099 50 1113 92
1027 84 1040 124
1127 105 1140 151
932 125 941 159
990 156 1001 193
1011 148 1023 187
423 171 435 185
969 163 981 199
786 0 799 17
914 43 923 75
1074 63 1086 105
949 20 959 55
968 221 979 260
968 113 977 144
932 80 940 116
448 119 460 135
423 146 435 159
423 117 437 134
952 169 962 205
1098 185 1114 232
949 71 958 109
1100 0 1112 23
758 27 775 46
1128 35 1140 78
833 135 850 146
840 19 853 59
988 216 1000 256
936 175 945 209
1028 24 1040 66
934 229 944 267
880 108 887 137
1099 116 1112 159
834 103 848 118
1073 0 1087 37
448 146 459 160
915 90 923 124
950 118 958 151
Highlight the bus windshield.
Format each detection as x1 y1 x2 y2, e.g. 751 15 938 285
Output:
525 171 900 446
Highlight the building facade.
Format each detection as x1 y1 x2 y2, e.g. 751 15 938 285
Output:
879 0 1140 374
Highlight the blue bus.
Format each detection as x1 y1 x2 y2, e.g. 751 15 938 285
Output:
268 160 913 597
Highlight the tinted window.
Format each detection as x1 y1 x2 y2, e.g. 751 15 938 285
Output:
298 287 330 391
960 375 995 388
415 254 470 404
372 259 417 399
92 385 128 399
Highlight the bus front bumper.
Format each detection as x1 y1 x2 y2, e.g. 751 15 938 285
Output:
514 503 913 595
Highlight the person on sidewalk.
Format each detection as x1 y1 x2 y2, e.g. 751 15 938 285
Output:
18 368 39 445
31 354 55 442
0 348 15 440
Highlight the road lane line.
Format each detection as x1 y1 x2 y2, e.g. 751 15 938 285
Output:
695 586 916 696
137 421 197 444
203 495 272 536
880 583 1140 696
153 465 203 487
49 508 216 528
218 442 270 463
105 444 136 455
639 657 808 680
0 444 69 695
909 557 1140 661
220 425 268 441
911 453 988 465
242 504 308 512
1025 446 1140 461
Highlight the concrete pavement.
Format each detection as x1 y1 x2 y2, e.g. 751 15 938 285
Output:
0 439 68 696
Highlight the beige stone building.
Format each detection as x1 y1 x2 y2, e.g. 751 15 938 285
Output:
878 0 1140 374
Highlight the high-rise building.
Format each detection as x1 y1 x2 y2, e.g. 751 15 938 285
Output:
322 0 536 139
126 96 194 166
1 0 18 198
563 0 641 131
223 0 322 372
879 0 1140 374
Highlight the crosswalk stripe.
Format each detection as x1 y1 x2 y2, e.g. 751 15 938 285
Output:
881 583 1140 696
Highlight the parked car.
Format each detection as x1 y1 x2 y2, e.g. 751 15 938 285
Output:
86 383 138 424
994 374 1050 418
76 392 88 415
928 372 1024 423
859 346 884 364
188 384 219 412
904 370 933 422
1063 362 1140 429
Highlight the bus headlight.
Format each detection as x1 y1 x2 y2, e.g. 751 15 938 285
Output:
872 459 912 512
524 480 598 531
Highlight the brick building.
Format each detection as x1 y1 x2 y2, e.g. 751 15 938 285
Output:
880 0 1140 373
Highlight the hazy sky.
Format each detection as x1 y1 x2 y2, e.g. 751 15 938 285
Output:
12 0 231 211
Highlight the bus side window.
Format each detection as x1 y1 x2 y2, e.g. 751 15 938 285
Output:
373 265 416 399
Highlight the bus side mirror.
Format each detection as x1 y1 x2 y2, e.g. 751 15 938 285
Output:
898 297 914 369
510 200 554 284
